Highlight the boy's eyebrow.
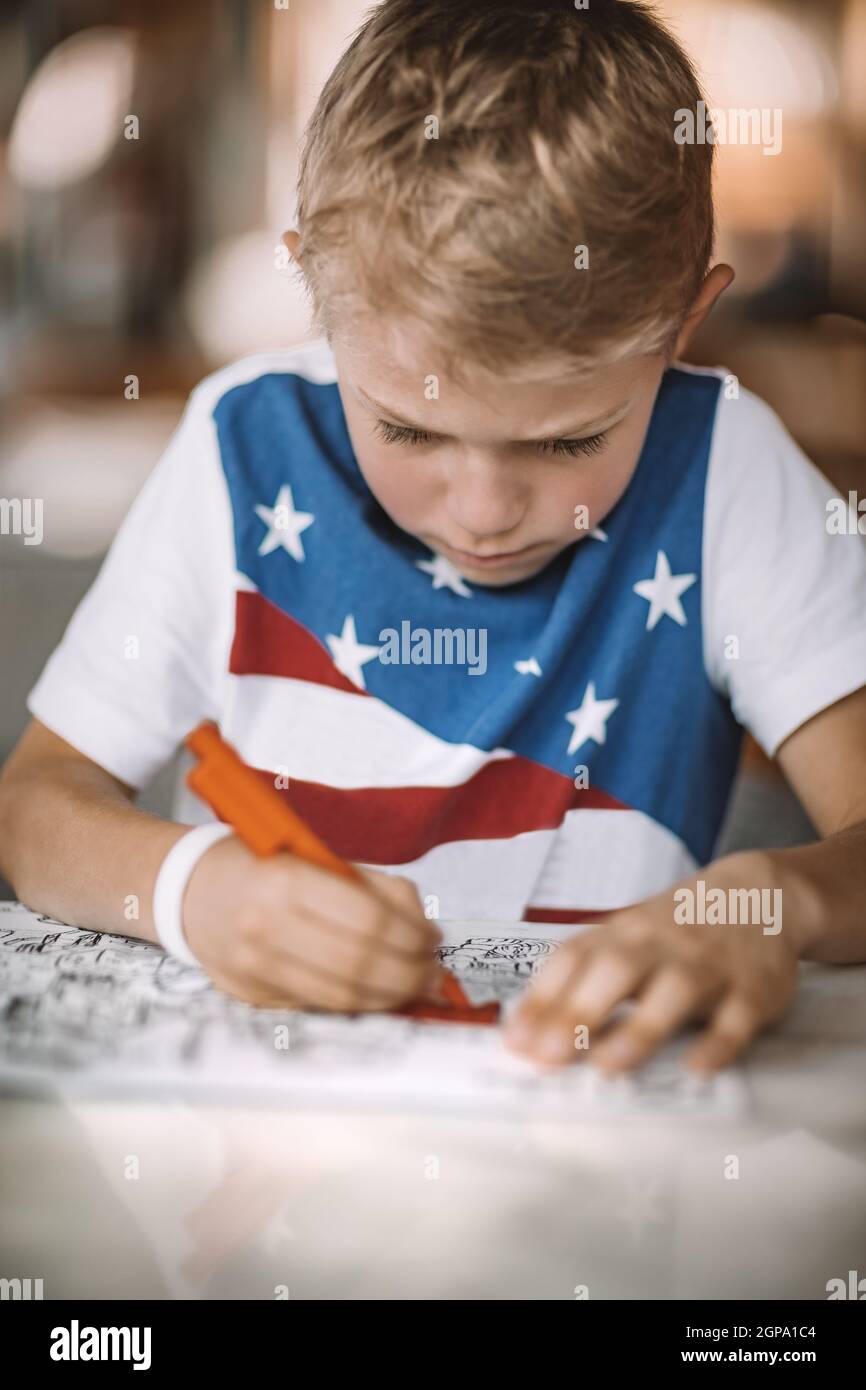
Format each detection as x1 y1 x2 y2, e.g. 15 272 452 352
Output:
356 386 634 440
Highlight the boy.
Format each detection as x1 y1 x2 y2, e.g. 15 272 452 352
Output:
2 0 865 1076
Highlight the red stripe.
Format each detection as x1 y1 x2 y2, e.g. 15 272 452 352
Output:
522 907 615 924
230 589 362 694
251 763 624 863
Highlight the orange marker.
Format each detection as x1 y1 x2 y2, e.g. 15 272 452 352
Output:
184 722 496 1023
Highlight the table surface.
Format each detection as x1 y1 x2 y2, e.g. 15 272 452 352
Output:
2 945 865 1300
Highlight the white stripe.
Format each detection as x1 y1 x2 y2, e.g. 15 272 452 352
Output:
368 809 696 920
364 830 552 920
223 672 514 789
528 807 696 908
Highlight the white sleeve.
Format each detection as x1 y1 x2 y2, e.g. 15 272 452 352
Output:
702 384 866 757
26 388 235 788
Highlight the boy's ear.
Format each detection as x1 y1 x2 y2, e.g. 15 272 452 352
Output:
673 263 735 357
281 229 302 263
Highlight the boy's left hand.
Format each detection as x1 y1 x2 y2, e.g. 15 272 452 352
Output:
503 852 799 1075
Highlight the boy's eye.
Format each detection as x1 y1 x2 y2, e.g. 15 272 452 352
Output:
537 432 608 458
373 417 608 459
374 419 435 446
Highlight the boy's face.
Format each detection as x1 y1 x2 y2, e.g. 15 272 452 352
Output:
331 317 668 588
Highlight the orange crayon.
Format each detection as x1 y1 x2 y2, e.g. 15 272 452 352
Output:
184 722 497 1024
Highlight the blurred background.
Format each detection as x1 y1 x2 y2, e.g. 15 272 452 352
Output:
1 0 865 896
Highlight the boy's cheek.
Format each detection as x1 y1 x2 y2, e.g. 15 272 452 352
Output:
572 455 641 527
355 451 433 529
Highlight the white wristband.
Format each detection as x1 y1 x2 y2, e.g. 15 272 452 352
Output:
152 823 233 966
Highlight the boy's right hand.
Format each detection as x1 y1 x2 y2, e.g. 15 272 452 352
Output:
182 834 442 1012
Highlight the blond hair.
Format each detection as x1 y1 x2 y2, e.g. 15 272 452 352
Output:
296 0 714 378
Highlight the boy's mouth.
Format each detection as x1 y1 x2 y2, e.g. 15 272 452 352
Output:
442 541 544 571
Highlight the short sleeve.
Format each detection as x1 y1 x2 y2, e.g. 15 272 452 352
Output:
702 384 866 756
26 389 235 787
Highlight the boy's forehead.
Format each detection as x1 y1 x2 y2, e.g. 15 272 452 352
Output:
333 318 653 437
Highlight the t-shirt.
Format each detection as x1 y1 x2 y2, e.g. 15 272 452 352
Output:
27 341 866 922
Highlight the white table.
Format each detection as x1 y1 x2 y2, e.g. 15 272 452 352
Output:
1 927 865 1300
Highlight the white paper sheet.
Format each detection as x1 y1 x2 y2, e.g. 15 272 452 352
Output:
0 901 746 1117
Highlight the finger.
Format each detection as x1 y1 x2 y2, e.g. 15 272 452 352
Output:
503 935 595 1042
209 971 304 1011
590 966 714 1073
242 861 439 1009
685 992 766 1073
508 931 599 1013
272 902 440 1010
245 928 438 1013
288 857 436 960
505 946 650 1066
365 871 443 944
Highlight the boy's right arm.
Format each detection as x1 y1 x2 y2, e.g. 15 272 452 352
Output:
0 719 440 1011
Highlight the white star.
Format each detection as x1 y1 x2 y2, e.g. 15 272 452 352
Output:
565 682 619 755
326 615 381 690
632 550 696 631
416 553 472 597
515 657 542 677
255 485 315 561
590 526 608 542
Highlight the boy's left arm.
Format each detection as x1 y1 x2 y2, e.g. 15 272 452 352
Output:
504 685 866 1074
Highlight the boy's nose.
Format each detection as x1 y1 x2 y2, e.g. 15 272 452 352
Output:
445 456 526 540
